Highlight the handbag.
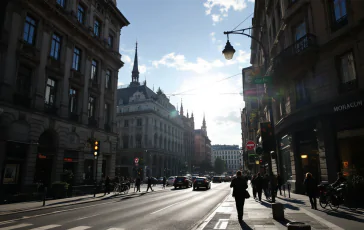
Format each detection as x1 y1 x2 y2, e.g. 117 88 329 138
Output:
244 190 250 199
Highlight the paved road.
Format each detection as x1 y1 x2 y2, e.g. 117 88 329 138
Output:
0 183 232 230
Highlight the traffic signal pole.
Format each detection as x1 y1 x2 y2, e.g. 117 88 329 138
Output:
267 93 276 203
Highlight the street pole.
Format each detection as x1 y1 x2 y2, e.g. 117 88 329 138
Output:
94 156 98 197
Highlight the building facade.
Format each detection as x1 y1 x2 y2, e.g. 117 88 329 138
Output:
0 0 129 197
116 44 189 178
180 105 195 174
211 145 242 173
193 116 212 172
250 0 364 193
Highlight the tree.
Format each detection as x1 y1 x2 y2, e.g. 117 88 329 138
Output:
214 157 225 174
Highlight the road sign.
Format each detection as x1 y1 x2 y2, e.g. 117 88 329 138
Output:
134 157 139 164
246 140 256 151
253 76 272 84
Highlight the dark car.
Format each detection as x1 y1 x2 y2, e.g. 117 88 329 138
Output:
173 176 192 189
144 177 158 184
212 176 222 183
193 177 211 190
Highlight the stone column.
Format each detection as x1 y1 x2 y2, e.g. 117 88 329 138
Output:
104 17 110 40
98 67 106 129
96 153 103 182
34 26 52 111
1 10 22 101
112 72 118 133
59 41 73 118
88 5 94 29
115 31 120 52
81 56 91 125
109 153 116 178
22 143 38 186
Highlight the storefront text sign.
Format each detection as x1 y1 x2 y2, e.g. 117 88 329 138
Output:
333 100 363 112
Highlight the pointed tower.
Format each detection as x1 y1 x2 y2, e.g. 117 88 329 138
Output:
130 42 140 87
187 110 189 118
180 98 184 116
202 113 206 132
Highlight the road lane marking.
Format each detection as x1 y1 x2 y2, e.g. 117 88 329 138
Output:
298 207 344 230
150 200 186 214
67 227 91 230
29 225 61 230
76 213 102 220
213 219 229 229
0 221 14 226
0 223 33 229
107 228 125 230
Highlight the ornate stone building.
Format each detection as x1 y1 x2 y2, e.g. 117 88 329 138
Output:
193 115 212 172
116 44 192 178
0 0 129 197
180 103 195 174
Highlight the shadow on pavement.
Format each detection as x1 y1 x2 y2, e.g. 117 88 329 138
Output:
282 203 300 210
258 200 272 208
239 220 253 230
320 209 364 223
275 218 292 228
276 196 305 205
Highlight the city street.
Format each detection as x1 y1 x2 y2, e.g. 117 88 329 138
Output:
0 183 231 230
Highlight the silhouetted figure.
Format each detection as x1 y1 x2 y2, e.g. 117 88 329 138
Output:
135 177 141 192
276 174 282 195
304 172 317 210
162 176 166 189
255 173 264 201
146 177 154 192
230 171 248 222
104 176 110 195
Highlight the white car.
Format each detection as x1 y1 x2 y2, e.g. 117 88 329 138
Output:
167 176 176 186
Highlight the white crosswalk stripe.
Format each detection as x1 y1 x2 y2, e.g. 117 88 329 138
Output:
0 223 33 230
67 227 91 230
29 225 61 230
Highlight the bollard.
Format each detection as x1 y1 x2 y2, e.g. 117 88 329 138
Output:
43 187 47 207
272 203 285 220
287 222 311 230
94 182 97 198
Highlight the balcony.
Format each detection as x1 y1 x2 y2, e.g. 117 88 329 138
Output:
18 40 40 63
69 112 79 122
88 117 98 128
284 0 309 21
273 34 318 71
13 93 31 108
44 103 58 115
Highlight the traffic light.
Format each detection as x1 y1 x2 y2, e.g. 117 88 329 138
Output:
259 159 263 164
93 140 100 157
260 122 275 153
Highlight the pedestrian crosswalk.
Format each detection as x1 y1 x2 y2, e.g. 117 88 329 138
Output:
0 223 125 230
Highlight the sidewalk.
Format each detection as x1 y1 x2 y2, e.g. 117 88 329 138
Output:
197 186 346 230
0 184 166 216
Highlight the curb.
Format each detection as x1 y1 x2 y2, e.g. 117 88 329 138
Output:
0 188 168 216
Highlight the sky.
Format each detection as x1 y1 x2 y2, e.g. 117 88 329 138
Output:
116 0 255 146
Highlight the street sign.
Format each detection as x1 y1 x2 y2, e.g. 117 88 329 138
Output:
253 76 272 84
246 140 256 151
134 157 139 164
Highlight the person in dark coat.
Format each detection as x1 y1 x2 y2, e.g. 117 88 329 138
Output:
304 172 317 210
230 171 248 222
255 173 264 201
251 175 257 199
146 176 154 192
104 176 110 195
135 177 141 192
276 173 283 196
162 176 166 189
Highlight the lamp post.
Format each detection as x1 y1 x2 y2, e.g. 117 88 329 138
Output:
223 27 276 203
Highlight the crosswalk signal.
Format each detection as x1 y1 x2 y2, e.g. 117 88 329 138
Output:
94 141 100 157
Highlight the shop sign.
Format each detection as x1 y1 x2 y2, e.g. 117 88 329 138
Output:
333 100 363 112
64 158 73 162
38 154 47 159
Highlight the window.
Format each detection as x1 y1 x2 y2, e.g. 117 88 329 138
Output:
50 33 61 60
137 118 142 126
294 21 306 41
136 136 142 148
94 19 100 37
45 78 56 106
91 59 98 80
23 15 37 45
104 103 110 124
77 5 85 24
69 88 77 114
105 69 111 89
339 52 357 90
108 34 113 48
16 65 32 95
123 136 129 148
56 0 65 8
295 78 309 107
124 120 129 127
333 0 347 22
72 47 81 71
88 96 95 118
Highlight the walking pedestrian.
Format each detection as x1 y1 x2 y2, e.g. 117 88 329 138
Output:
304 172 317 210
104 176 110 195
251 175 257 199
255 173 263 201
276 173 282 196
263 174 270 200
135 177 141 192
162 176 166 189
146 176 154 192
230 171 248 222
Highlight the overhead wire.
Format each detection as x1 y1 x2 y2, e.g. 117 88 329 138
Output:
231 12 254 31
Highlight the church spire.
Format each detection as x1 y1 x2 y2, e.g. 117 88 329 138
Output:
130 41 140 86
202 113 206 130
187 110 189 118
180 98 184 116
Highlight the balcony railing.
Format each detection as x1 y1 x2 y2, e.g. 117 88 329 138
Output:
13 93 31 108
273 33 317 68
88 117 98 128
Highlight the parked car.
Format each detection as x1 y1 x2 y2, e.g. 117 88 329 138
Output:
158 177 164 184
167 176 176 186
193 177 211 190
173 176 192 188
212 176 222 183
144 177 158 184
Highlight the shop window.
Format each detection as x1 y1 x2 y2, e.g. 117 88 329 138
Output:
280 135 293 183
338 51 357 92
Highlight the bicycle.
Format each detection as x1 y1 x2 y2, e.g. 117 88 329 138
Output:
113 183 130 195
318 183 346 210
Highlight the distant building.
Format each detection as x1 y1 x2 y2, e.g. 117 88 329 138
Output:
180 104 195 173
212 145 242 172
193 115 211 172
115 43 193 178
